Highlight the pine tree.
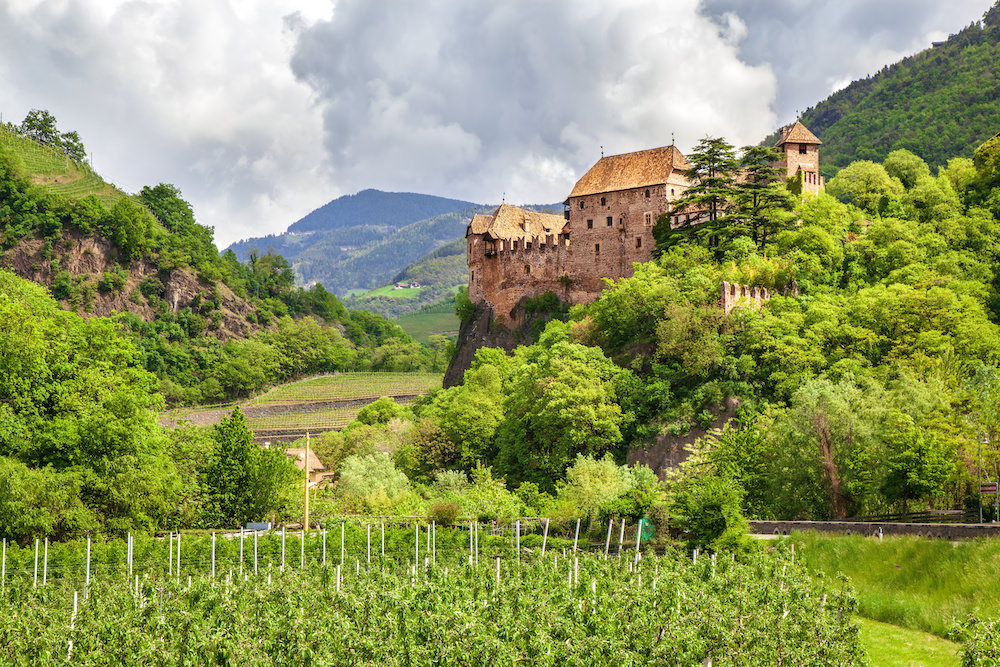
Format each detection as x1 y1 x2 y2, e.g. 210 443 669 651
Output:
733 145 795 250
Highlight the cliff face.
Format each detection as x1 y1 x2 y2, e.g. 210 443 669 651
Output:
0 230 259 339
443 302 555 387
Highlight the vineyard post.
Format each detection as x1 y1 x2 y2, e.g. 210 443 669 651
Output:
573 519 580 552
414 522 419 565
300 530 305 569
516 520 520 566
432 521 436 564
239 529 244 577
475 521 479 565
604 519 612 558
381 523 385 559
304 433 310 535
2 538 5 595
340 523 345 565
168 532 173 576
281 526 286 571
322 529 327 566
367 524 371 564
426 522 430 556
496 557 500 586
254 531 258 574
177 532 181 581
33 538 38 588
85 535 91 592
43 537 48 586
541 519 549 557
128 533 133 578
212 533 216 579
469 522 473 563
617 520 626 555
634 519 642 552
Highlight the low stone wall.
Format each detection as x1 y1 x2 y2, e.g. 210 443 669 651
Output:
750 520 1000 539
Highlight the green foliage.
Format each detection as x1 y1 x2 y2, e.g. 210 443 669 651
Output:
202 408 295 527
356 396 403 425
826 160 904 215
669 474 750 551
454 285 476 323
336 452 414 513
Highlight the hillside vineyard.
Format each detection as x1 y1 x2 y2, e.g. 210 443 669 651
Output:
467 122 823 320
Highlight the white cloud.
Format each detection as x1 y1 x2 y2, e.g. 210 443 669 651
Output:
290 0 779 207
0 0 331 247
0 0 992 248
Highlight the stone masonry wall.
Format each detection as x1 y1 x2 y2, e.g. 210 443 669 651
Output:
469 233 570 321
565 178 687 304
780 143 823 194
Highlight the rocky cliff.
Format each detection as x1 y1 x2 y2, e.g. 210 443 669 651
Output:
0 230 259 339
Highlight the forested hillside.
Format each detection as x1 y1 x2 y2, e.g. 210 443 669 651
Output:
226 190 482 294
768 2 1000 176
0 113 442 407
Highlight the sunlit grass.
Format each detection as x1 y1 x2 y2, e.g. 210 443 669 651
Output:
791 531 1000 638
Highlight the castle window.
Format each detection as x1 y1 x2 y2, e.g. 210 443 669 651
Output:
471 271 475 282
513 241 518 250
579 200 585 209
606 216 613 227
671 188 675 196
644 212 652 226
526 242 532 250
524 264 530 274
594 243 600 255
799 144 807 154
587 219 593 229
645 189 650 198
635 237 642 249
600 196 606 206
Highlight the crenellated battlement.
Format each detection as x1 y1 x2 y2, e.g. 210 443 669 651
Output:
720 280 799 315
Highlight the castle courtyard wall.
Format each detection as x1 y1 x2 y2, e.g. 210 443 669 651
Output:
469 233 569 320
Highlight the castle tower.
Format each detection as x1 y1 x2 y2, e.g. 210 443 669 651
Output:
775 121 823 194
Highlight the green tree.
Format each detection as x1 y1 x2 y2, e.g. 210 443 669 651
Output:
669 474 750 551
733 145 796 250
883 149 931 189
203 407 294 527
20 109 59 144
656 137 739 251
826 160 904 215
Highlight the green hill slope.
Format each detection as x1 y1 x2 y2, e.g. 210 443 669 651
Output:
0 123 126 205
769 2 1000 175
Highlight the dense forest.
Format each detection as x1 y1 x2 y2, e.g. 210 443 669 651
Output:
769 2 1000 177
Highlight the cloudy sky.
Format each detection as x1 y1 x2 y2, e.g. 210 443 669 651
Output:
0 0 993 248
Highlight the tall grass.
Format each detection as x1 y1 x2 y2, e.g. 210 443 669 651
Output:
791 531 1000 638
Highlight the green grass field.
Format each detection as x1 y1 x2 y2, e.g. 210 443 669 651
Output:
791 532 1000 638
248 372 442 405
858 617 961 667
397 309 460 342
361 284 429 300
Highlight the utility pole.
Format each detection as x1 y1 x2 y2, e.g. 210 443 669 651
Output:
303 432 310 534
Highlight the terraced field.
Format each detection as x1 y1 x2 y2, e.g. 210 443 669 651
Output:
163 372 443 440
0 125 126 205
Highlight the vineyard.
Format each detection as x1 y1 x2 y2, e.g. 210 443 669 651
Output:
0 525 868 665
0 124 126 206
248 372 443 405
162 372 444 436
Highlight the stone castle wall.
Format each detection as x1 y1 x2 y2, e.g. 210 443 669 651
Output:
468 232 570 321
780 143 823 194
563 178 688 304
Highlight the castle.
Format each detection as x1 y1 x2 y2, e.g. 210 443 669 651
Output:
467 121 822 320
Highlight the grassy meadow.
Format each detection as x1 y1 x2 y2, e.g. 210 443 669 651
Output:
790 531 1000 638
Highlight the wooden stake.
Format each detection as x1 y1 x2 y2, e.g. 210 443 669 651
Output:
239 529 244 577
33 539 38 588
604 519 613 557
168 532 173 575
254 530 259 574
573 518 580 552
212 533 216 579
43 537 48 586
541 519 550 556
281 526 286 571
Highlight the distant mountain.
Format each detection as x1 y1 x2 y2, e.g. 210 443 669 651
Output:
226 189 481 295
768 2 1000 175
291 189 476 233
